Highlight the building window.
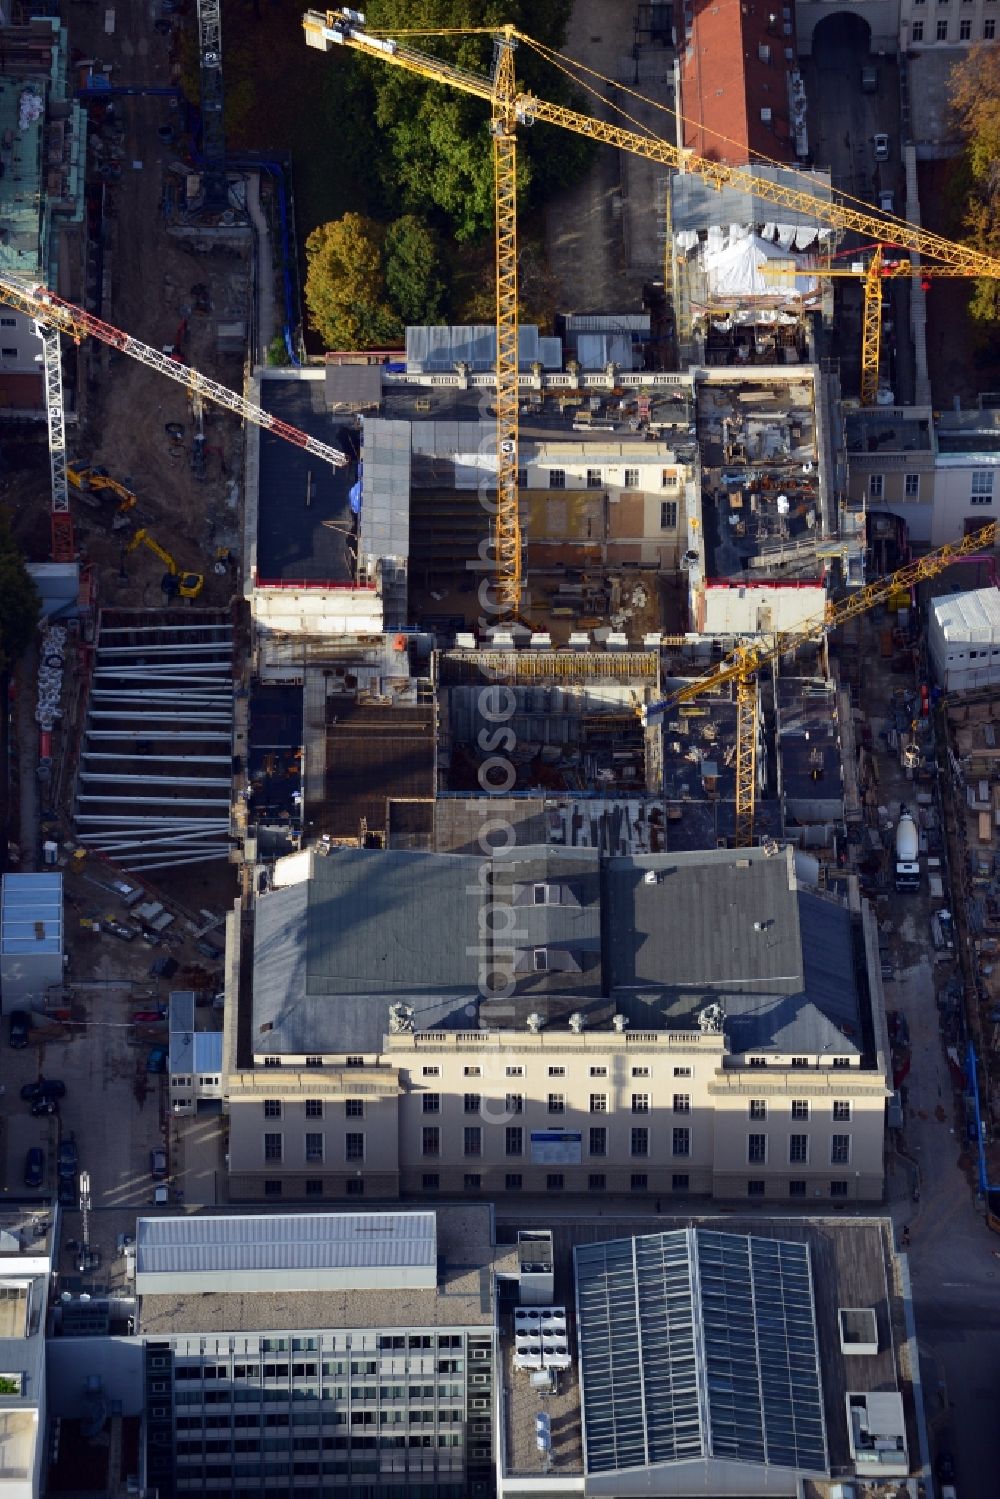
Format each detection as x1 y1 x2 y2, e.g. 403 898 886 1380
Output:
791 1100 809 1120
631 1094 650 1113
986 18 996 38
831 1133 851 1164
464 1126 482 1158
0 347 17 359
305 1133 324 1163
263 1056 281 1067
547 1173 564 1191
789 1180 806 1199
749 1100 767 1120
789 1134 809 1164
422 1126 439 1157
506 1173 523 1191
345 1133 364 1163
791 1057 808 1068
464 1173 481 1192
422 1172 439 1191
672 1172 690 1191
904 473 920 498
516 467 528 487
305 1179 323 1197
912 19 924 38
587 468 603 488
589 1126 607 1157
674 1066 691 1078
264 1179 282 1197
548 469 566 488
832 1057 851 1069
264 1133 282 1162
660 500 678 529
673 1094 690 1114
422 1065 439 1077
748 1133 767 1163
631 1172 648 1192
623 467 639 488
672 1127 691 1157
346 1178 364 1197
589 1173 606 1191
937 18 948 38
0 318 15 327
590 1094 608 1113
505 1093 523 1114
423 1094 440 1114
346 1056 364 1067
590 1065 608 1078
833 1100 852 1122
749 1057 767 1069
632 1066 650 1079
661 468 678 488
506 1065 524 1078
830 1180 848 1198
961 18 972 38
972 470 995 502
263 1100 281 1119
631 1127 650 1157
748 1179 765 1197
548 1093 565 1114
869 474 884 499
304 1099 322 1118
548 1065 565 1077
345 1099 363 1118
305 1055 323 1067
505 1126 523 1157
464 1093 481 1114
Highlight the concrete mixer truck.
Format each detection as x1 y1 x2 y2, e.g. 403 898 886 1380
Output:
894 808 920 892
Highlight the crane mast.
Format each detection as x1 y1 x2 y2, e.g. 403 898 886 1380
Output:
0 274 349 470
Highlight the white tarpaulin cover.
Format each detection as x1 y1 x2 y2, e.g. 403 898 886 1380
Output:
700 230 817 300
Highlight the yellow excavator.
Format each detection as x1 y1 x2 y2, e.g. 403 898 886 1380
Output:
124 528 204 600
67 462 138 517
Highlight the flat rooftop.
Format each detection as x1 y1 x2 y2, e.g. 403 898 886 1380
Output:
777 678 844 804
314 697 435 840
844 410 933 454
136 1204 496 1334
501 1216 908 1483
255 377 357 583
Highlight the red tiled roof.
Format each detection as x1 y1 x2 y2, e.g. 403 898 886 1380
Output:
679 0 797 165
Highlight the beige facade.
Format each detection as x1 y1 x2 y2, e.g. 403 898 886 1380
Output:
224 1029 887 1206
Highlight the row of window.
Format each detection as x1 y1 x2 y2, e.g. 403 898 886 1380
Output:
263 1100 363 1120
870 471 994 501
423 1090 661 1115
261 1180 364 1198
420 1124 693 1159
748 1132 852 1165
416 1172 858 1197
750 1099 852 1121
911 17 996 40
421 1063 692 1080
543 468 679 491
263 1133 364 1164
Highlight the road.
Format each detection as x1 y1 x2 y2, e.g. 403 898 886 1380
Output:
856 613 1000 1498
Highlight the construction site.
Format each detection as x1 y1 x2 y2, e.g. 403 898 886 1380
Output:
4 0 1000 1494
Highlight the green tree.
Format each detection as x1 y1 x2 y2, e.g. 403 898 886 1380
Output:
949 45 1000 321
384 216 445 324
0 511 39 673
304 213 403 349
265 333 291 367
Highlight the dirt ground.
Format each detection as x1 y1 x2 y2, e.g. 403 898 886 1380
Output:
39 1 249 596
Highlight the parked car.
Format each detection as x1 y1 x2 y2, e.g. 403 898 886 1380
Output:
146 1046 168 1074
23 1147 44 1190
30 1097 58 1118
153 1183 170 1206
873 132 890 161
20 1078 66 1103
878 189 895 214
57 1134 78 1179
133 1009 167 1025
7 1011 29 1049
57 1174 77 1209
104 921 135 942
150 1147 168 1179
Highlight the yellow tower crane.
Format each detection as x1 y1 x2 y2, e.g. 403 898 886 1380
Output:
760 249 984 405
642 521 998 845
304 9 1000 616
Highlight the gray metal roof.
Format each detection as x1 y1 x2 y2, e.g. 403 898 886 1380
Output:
404 324 561 372
671 165 835 236
358 418 411 561
0 872 63 954
604 847 861 1054
135 1211 437 1283
930 586 1000 644
575 1228 828 1478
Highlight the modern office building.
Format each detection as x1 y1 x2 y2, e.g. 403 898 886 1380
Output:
221 841 890 1204
0 1206 55 1499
